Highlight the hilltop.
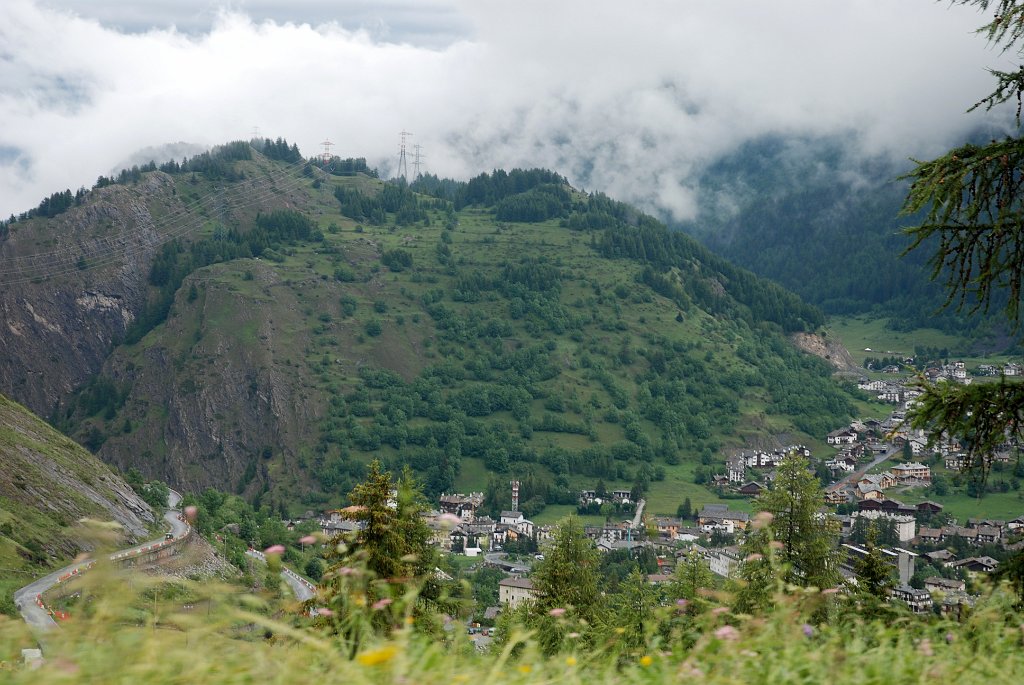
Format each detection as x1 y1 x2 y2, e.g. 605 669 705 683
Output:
0 140 861 517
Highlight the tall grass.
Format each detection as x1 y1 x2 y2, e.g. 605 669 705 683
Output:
6 549 1024 684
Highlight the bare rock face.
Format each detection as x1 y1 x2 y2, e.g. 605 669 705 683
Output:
96 260 321 495
790 331 861 375
0 176 174 417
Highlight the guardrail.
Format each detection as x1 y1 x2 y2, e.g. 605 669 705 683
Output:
37 515 193 620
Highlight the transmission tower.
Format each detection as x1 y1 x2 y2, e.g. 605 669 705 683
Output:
320 139 334 167
397 130 413 180
412 143 426 179
251 126 261 140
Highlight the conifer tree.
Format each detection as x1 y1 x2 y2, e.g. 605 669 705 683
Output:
732 516 778 615
903 1 1024 487
757 453 843 589
669 547 714 604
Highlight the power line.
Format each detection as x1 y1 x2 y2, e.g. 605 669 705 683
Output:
412 144 425 179
0 155 321 285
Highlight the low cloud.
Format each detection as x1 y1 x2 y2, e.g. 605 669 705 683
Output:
0 0 1014 220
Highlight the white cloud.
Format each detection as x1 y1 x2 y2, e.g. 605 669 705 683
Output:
0 0 1015 220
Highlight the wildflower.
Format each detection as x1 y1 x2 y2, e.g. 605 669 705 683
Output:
639 655 653 668
548 607 567 617
752 511 774 529
357 645 397 666
714 625 739 641
337 566 357 576
567 632 580 639
517 665 532 674
675 598 688 608
299 535 317 545
711 606 729 616
745 553 763 562
438 513 462 527
769 540 785 550
802 624 814 638
565 656 577 666
615 627 626 634
918 639 934 657
372 598 393 611
184 505 198 522
945 632 955 644
406 616 415 625
821 587 841 596
264 544 285 556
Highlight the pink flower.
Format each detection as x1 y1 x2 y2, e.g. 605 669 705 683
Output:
675 598 688 608
299 535 316 545
372 598 393 611
318 607 334 616
184 506 198 522
802 624 814 638
918 639 934 657
821 587 841 596
744 553 763 562
264 544 285 555
714 625 739 641
438 513 462 527
711 606 729 616
548 607 567 617
945 632 955 644
337 566 356 576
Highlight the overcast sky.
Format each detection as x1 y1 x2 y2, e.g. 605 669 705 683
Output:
0 0 1015 220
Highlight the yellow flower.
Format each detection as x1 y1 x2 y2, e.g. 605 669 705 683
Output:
640 655 653 668
357 645 397 667
517 665 532 674
565 656 577 667
615 627 626 634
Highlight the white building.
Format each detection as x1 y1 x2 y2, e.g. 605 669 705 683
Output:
498 577 537 607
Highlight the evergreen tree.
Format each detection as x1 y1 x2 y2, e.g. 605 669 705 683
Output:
903 1 1024 488
732 518 778 615
668 547 714 604
612 567 657 651
530 515 602 653
757 452 843 589
854 523 895 601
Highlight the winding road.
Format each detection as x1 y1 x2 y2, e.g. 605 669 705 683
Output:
14 489 189 632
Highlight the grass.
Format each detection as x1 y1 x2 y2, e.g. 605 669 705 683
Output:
900 486 1024 521
6 557 1024 685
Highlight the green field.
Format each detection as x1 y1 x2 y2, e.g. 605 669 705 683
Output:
829 315 1014 369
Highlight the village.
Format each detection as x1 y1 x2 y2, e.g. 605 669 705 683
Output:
286 358 1024 638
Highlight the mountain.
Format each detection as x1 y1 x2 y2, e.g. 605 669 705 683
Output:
0 140 860 516
677 134 1008 344
0 392 154 613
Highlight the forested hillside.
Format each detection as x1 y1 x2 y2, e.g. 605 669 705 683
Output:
678 134 1010 342
1 141 858 517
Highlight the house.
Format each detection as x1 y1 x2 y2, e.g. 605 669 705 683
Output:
827 428 858 445
1006 515 1024 531
858 472 896 490
916 501 944 515
737 481 765 497
857 484 885 501
438 492 484 520
498 577 538 607
855 511 917 542
924 577 966 593
693 545 740 578
653 517 683 539
891 585 934 613
697 504 750 532
916 528 943 544
892 462 933 483
726 455 746 483
825 484 852 504
923 549 957 566
944 454 966 471
950 556 999 574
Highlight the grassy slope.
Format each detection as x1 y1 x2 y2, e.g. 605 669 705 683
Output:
0 394 155 612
